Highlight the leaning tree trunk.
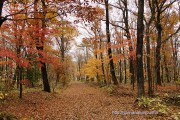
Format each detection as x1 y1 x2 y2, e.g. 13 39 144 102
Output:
136 0 145 98
105 0 118 85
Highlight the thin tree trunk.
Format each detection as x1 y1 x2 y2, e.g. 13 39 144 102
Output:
146 27 153 96
122 0 135 86
16 43 23 98
165 63 170 82
171 38 178 82
19 66 23 98
56 73 60 86
119 61 123 83
99 34 107 85
145 0 155 96
94 40 100 83
105 0 118 85
162 46 170 83
123 49 127 84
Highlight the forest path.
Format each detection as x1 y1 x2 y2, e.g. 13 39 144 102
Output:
56 81 134 119
0 81 165 120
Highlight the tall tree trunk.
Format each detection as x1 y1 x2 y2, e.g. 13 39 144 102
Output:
40 0 50 92
123 48 127 84
94 33 99 83
146 27 153 96
121 0 135 87
162 46 170 83
136 0 145 98
155 12 162 86
99 32 107 85
60 36 65 61
172 38 178 81
60 17 65 61
40 61 50 91
77 58 81 81
105 0 118 85
161 61 164 84
16 65 22 98
34 0 50 92
16 43 23 98
145 0 155 96
119 61 123 83
116 26 123 83
19 66 23 98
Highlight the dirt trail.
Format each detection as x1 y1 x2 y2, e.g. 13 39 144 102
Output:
56 81 134 119
0 82 166 120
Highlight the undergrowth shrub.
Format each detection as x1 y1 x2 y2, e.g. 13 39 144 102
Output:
0 112 18 120
171 112 180 120
102 85 117 95
137 97 169 115
0 92 8 103
0 78 13 103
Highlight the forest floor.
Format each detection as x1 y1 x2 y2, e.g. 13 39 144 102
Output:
0 81 179 120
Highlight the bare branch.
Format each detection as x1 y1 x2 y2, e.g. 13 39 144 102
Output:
161 0 177 13
109 3 137 16
109 22 127 32
162 26 180 44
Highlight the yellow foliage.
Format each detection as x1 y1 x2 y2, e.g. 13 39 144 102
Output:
81 58 103 79
162 11 179 40
0 92 8 100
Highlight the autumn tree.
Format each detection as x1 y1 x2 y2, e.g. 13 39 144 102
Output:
152 0 180 86
32 0 50 92
119 0 136 87
144 0 155 96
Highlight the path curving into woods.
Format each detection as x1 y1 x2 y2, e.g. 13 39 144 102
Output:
0 81 172 120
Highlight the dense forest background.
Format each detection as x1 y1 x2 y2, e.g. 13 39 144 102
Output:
0 0 180 119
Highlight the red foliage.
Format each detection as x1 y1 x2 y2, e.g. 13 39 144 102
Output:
19 79 30 85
